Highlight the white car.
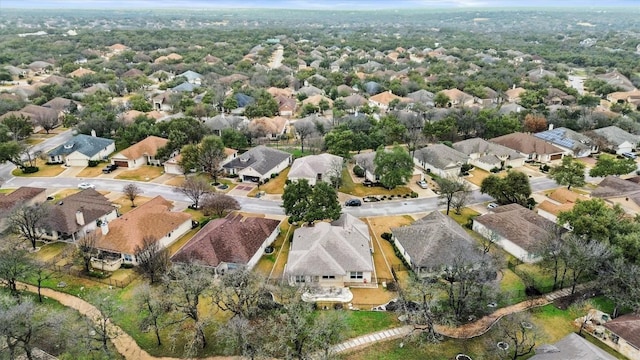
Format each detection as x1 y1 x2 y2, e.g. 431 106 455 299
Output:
78 182 95 190
487 202 499 210
416 180 428 189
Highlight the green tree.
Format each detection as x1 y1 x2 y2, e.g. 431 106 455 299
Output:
180 136 227 183
324 129 355 158
282 179 341 224
2 114 32 141
480 171 532 206
589 154 637 177
557 199 627 243
0 141 28 169
129 94 152 112
374 146 414 189
548 156 586 190
221 128 248 150
434 92 450 108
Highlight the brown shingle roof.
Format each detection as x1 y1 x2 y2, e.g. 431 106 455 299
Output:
603 313 640 349
491 132 564 155
171 214 280 267
474 203 558 252
45 189 116 234
117 136 168 160
95 196 191 254
0 187 46 213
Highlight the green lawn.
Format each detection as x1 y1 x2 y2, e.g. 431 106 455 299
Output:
339 169 413 197
344 311 400 338
499 269 527 305
446 207 480 226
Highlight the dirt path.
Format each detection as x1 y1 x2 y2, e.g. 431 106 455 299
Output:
18 282 237 360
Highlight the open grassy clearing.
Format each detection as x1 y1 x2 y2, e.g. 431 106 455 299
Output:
30 241 74 263
467 168 507 186
446 207 480 226
115 165 164 181
12 158 66 177
340 168 413 197
344 311 400 338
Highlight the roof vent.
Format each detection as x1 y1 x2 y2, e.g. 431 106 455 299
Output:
63 143 74 150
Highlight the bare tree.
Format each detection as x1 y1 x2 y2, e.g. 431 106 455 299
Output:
327 157 344 189
76 232 98 273
33 260 56 303
9 203 48 250
563 235 611 294
211 269 268 320
435 176 470 215
0 294 65 360
397 275 443 343
164 262 213 355
136 284 170 346
201 193 240 218
533 225 566 291
293 119 316 153
489 313 538 360
123 183 142 207
33 112 59 135
134 236 170 284
83 291 122 355
174 176 213 209
600 257 640 317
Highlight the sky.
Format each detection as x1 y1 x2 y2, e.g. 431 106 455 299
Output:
2 0 638 9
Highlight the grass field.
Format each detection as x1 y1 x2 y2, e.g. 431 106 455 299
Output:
12 159 66 177
115 165 164 181
76 165 105 177
256 168 290 194
340 169 413 197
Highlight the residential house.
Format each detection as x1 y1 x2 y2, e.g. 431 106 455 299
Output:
177 70 203 85
223 145 291 183
288 153 343 186
407 89 435 107
453 138 525 172
276 95 297 117
530 332 617 360
248 116 288 139
92 196 192 270
472 203 559 263
69 67 96 78
602 313 640 360
353 152 378 182
589 126 640 155
342 94 368 110
110 136 168 168
47 133 115 167
171 82 199 93
42 97 79 115
154 53 183 64
286 214 374 288
413 144 469 177
297 85 324 98
203 114 249 136
537 188 588 226
440 88 474 108
171 214 281 274
528 68 556 82
163 154 183 175
0 187 47 231
490 132 565 162
152 92 173 112
121 68 144 78
591 176 640 214
607 89 640 110
41 189 118 242
0 104 60 132
597 70 635 92
391 211 484 276
303 94 333 111
505 87 526 103
368 90 409 111
534 127 598 158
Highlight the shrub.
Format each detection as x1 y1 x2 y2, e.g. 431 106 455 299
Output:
270 172 278 179
334 303 344 310
410 191 418 198
88 160 100 167
353 165 365 177
386 282 398 291
490 167 500 173
121 263 134 269
21 166 39 174
200 218 212 228
381 232 393 241
88 270 111 279
228 173 239 178
540 164 550 173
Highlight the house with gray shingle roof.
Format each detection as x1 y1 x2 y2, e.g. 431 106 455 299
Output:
41 189 118 242
530 332 618 360
286 213 374 289
171 81 199 93
203 114 249 136
353 152 378 182
391 211 484 276
288 153 343 186
589 126 640 155
47 134 115 167
222 145 291 183
473 203 559 263
453 138 525 172
177 70 203 84
534 127 597 158
413 144 469 177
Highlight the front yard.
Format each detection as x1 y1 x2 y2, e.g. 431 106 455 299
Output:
11 158 66 177
340 168 413 197
115 165 164 181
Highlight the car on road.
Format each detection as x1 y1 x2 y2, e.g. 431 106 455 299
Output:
487 202 499 210
416 179 428 189
102 164 118 173
345 199 362 207
78 182 95 190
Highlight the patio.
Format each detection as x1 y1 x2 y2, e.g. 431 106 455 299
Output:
301 286 354 303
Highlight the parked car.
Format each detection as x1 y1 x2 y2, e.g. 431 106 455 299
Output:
487 202 499 210
102 164 118 173
345 199 362 207
363 195 381 202
78 182 95 190
188 203 202 210
416 179 428 189
622 152 637 160
363 180 374 187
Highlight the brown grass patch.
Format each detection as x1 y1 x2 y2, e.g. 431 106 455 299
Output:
340 168 413 197
467 168 507 186
50 188 81 202
76 166 105 178
259 168 289 194
115 165 164 181
12 159 66 177
365 216 413 283
350 287 397 307
111 195 153 214
164 175 186 186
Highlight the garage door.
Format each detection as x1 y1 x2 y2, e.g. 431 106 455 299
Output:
550 154 562 161
114 161 129 168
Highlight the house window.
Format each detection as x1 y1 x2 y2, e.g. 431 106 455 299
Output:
350 272 363 279
322 275 336 279
317 173 322 181
294 275 306 283
123 254 133 262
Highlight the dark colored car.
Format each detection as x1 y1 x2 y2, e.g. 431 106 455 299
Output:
102 164 118 173
345 199 362 207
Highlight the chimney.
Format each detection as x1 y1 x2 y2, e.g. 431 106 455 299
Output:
549 123 554 131
101 221 109 235
75 210 85 226
512 84 516 90
91 129 97 137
